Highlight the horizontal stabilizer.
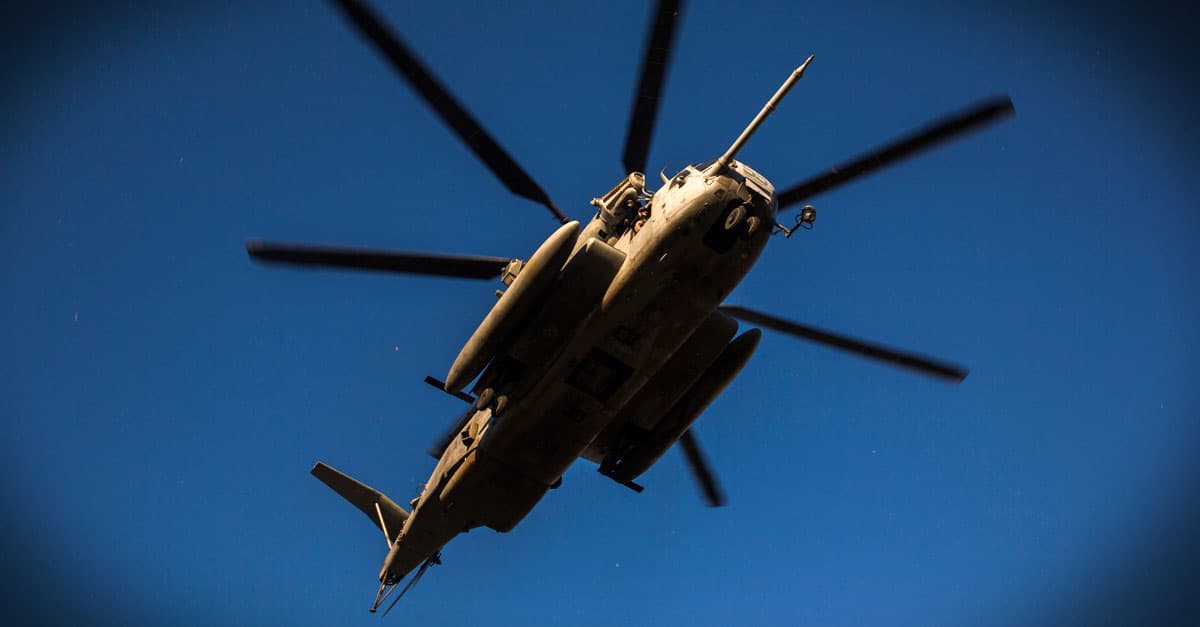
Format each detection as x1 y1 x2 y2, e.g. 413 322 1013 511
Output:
312 461 409 543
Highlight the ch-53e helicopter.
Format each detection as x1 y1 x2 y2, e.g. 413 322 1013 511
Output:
246 0 1014 614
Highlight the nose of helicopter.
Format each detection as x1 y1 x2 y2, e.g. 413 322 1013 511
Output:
638 167 770 264
647 160 778 247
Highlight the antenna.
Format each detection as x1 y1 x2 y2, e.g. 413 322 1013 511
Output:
712 55 814 172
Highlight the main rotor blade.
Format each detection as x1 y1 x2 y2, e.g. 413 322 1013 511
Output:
719 305 968 383
329 0 568 223
246 240 511 280
621 0 685 175
777 96 1015 210
678 429 725 507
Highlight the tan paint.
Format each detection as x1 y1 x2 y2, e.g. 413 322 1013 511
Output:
444 221 580 392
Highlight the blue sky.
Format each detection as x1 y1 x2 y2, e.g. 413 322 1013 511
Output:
3 1 1198 625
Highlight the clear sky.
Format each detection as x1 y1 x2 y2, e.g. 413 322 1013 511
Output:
3 1 1198 625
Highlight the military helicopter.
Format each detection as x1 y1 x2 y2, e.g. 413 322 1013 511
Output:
246 0 1014 614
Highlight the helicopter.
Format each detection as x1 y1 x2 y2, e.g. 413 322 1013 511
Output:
246 0 1014 614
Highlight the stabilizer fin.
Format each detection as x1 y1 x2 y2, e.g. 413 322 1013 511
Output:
312 461 409 544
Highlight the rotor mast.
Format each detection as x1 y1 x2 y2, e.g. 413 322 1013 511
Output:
713 55 814 172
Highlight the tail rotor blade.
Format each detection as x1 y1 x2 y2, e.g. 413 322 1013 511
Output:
246 240 512 280
678 429 725 507
719 305 968 383
328 0 568 223
777 96 1015 210
622 0 685 175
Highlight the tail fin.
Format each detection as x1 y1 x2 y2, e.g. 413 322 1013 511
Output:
311 461 408 545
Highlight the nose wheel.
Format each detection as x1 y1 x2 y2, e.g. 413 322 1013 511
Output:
722 203 764 238
724 205 747 230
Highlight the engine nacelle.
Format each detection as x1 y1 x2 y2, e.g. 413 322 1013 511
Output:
602 327 761 483
444 221 580 393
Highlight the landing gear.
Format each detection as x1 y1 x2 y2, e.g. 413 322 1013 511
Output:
597 425 647 493
474 387 495 410
725 203 762 238
723 204 746 231
472 386 509 420
598 466 645 493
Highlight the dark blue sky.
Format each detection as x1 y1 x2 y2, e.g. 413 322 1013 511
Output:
3 2 1198 625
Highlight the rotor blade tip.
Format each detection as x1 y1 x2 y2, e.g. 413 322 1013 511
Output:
989 95 1016 116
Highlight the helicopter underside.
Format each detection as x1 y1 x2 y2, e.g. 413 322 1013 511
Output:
380 165 775 581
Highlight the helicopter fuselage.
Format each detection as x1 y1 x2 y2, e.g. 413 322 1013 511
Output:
248 2 1008 613
378 159 776 582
